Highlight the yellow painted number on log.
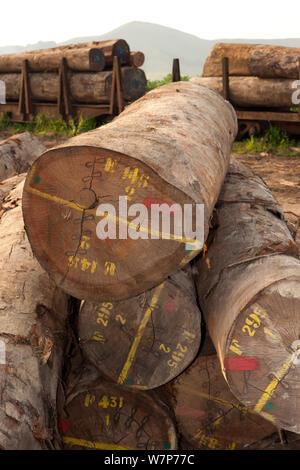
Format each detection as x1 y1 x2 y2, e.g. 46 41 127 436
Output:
242 313 262 337
104 158 118 173
98 396 124 409
68 255 97 274
92 331 106 343
159 343 189 368
104 261 116 276
229 339 243 356
115 314 126 325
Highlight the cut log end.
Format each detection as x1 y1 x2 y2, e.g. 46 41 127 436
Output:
169 355 276 450
61 379 177 450
224 277 300 433
78 268 201 389
22 145 198 301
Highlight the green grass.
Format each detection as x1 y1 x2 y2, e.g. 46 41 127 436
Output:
147 73 190 91
233 126 300 156
0 112 97 137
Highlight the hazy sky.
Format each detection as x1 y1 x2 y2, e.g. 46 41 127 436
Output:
1 0 300 47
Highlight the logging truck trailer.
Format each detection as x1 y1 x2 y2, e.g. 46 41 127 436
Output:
0 55 141 123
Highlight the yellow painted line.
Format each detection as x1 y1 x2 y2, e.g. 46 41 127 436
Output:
118 282 165 385
26 185 202 248
63 436 136 450
178 385 274 422
264 328 277 339
254 353 294 413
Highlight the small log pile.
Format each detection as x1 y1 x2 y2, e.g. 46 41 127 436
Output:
2 81 300 449
190 43 300 109
0 39 147 121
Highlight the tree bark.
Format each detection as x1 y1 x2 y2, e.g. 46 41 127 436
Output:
22 81 237 302
190 76 299 108
0 67 147 104
0 48 105 73
195 158 300 433
129 51 145 67
202 42 300 77
0 175 71 449
0 133 46 182
78 266 201 390
60 363 178 450
249 52 300 79
168 354 276 449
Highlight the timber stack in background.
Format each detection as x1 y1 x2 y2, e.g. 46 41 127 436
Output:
0 39 147 123
190 42 300 137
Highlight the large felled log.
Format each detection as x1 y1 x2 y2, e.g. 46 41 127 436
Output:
0 133 46 182
190 76 299 108
196 158 300 433
22 81 237 301
0 67 147 104
60 365 177 450
202 42 300 77
168 355 276 449
249 52 300 79
0 175 71 449
32 39 131 67
78 267 201 389
0 48 105 73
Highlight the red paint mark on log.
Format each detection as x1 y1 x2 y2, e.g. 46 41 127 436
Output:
61 419 71 433
143 197 181 215
225 357 258 371
175 406 206 419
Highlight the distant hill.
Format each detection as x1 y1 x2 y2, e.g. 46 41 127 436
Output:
1 21 300 79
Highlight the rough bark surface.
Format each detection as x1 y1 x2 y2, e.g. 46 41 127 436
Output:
0 133 46 182
196 158 300 432
78 267 201 389
190 76 298 108
22 81 237 302
0 48 105 73
248 52 300 79
202 43 300 77
0 175 71 449
0 67 147 103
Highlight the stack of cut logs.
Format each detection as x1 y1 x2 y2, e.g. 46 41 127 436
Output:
1 79 300 450
190 43 300 108
0 39 147 115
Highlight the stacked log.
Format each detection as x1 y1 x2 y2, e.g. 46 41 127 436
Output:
22 81 237 301
78 267 201 389
0 175 72 449
0 132 46 182
168 354 276 449
0 39 147 118
196 158 300 433
190 42 300 109
3 79 300 449
60 362 178 450
0 67 146 104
